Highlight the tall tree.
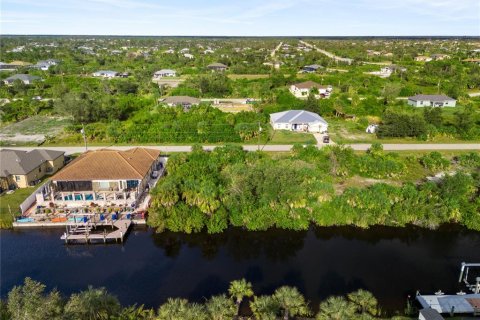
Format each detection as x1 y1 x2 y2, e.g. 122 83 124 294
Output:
64 286 121 320
273 286 311 320
316 296 356 320
347 290 378 316
6 278 63 320
205 294 236 320
228 279 254 316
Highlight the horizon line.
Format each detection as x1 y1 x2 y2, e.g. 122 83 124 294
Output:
1 34 480 38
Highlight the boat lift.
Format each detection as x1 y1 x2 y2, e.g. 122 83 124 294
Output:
458 262 480 294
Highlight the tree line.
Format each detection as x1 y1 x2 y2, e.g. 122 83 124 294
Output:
1 277 413 320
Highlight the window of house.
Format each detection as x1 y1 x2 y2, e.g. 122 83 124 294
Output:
39 167 42 172
15 175 21 182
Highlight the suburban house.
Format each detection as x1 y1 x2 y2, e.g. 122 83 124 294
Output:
92 70 118 78
0 149 65 190
0 62 23 71
270 110 328 133
415 56 433 62
34 59 60 71
36 148 161 208
3 74 41 85
431 54 450 61
159 96 201 110
289 81 333 99
368 65 406 78
302 64 323 73
463 58 480 65
407 94 457 107
153 69 177 79
207 63 228 72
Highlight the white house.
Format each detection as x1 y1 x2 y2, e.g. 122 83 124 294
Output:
270 110 328 133
34 59 60 71
289 81 332 99
4 74 41 85
183 53 194 59
153 69 176 79
93 70 118 78
159 96 201 111
407 94 457 107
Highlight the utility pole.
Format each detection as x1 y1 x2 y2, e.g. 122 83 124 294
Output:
257 122 262 151
81 124 87 152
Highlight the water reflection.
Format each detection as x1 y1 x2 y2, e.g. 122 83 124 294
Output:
1 224 479 313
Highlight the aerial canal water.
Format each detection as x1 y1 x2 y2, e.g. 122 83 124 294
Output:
1 224 479 313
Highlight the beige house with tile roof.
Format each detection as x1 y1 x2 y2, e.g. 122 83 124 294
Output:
36 148 161 208
0 149 65 190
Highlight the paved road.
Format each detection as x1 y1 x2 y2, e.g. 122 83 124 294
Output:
2 143 480 155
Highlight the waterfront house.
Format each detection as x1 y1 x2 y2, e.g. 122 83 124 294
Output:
289 81 332 99
418 309 444 320
0 149 65 190
159 96 200 111
3 74 41 85
92 70 118 78
153 69 177 79
36 148 161 208
270 110 328 133
407 94 456 107
207 63 228 72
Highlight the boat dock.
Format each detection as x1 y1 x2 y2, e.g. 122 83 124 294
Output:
417 293 480 316
60 215 133 244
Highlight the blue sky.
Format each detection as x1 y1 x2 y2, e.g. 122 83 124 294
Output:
1 0 479 36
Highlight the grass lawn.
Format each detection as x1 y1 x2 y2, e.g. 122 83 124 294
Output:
0 186 38 228
266 130 317 145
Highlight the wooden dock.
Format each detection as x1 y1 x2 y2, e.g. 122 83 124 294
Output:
61 219 132 244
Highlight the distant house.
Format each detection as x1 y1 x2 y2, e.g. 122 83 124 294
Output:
463 58 480 65
270 110 328 133
415 56 433 62
153 69 177 79
289 81 332 99
35 148 161 208
0 149 65 190
407 94 456 107
159 96 201 111
302 64 323 73
0 62 21 72
34 59 60 71
92 70 118 78
163 49 175 54
431 54 450 61
183 53 194 59
4 74 41 85
207 63 228 72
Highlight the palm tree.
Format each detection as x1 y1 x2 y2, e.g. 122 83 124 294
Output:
205 294 236 320
64 286 121 320
228 279 254 316
157 298 207 320
111 304 155 320
347 289 378 316
316 296 356 320
249 295 280 320
273 286 311 320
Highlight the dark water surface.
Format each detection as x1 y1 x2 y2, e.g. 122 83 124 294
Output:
1 225 480 313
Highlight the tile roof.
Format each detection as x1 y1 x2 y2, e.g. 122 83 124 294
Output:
0 149 64 177
51 148 160 181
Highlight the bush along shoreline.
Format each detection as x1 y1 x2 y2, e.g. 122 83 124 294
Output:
1 277 416 319
148 145 480 234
